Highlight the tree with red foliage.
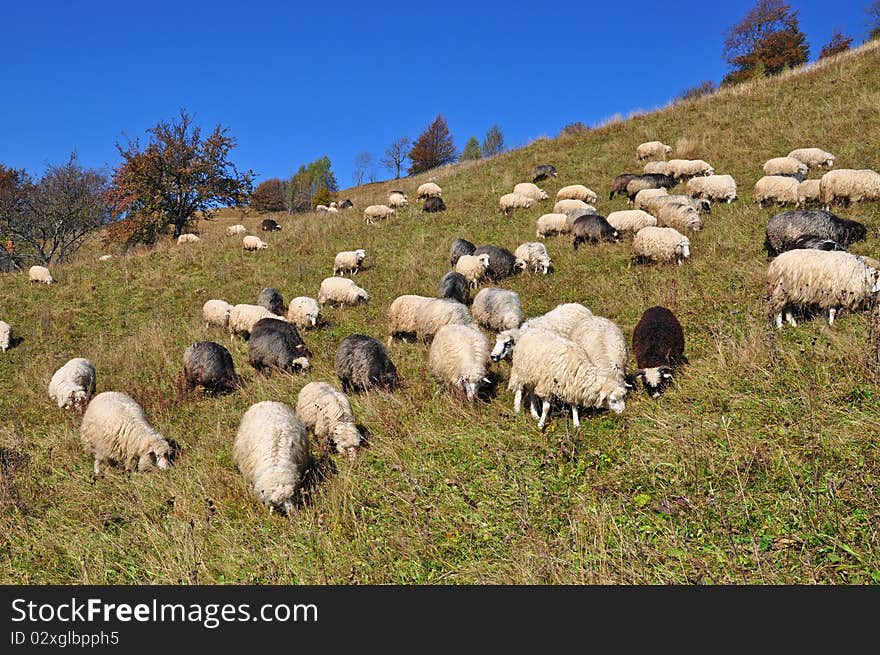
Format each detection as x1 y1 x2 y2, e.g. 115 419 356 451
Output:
722 0 809 86
408 115 457 175
819 31 853 59
250 178 286 212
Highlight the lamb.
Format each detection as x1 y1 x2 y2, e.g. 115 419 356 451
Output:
686 174 737 203
572 214 621 248
258 287 285 315
633 188 668 210
490 302 594 363
261 219 282 231
429 323 491 401
233 401 310 515
296 381 363 457
536 213 573 238
363 204 396 224
643 161 672 176
417 182 442 199
625 174 678 201
243 235 268 251
473 245 525 280
28 265 53 284
636 141 673 161
556 184 598 204
797 179 822 207
632 306 687 398
610 173 640 199
666 159 715 180
388 191 409 208
767 249 880 328
633 226 691 265
818 169 880 207
48 357 97 410
499 192 534 216
177 233 201 244
335 334 399 392
229 304 283 339
606 210 657 234
763 157 808 179
514 242 552 274
423 196 446 212
333 249 367 275
764 209 866 257
80 391 173 475
248 317 310 374
553 199 595 218
438 271 471 305
286 296 321 329
471 287 523 332
532 164 558 182
454 253 491 288
202 299 232 330
318 277 370 306
513 182 549 201
182 341 239 395
0 321 11 352
449 238 476 267
226 224 247 236
387 295 475 344
787 147 835 169
754 175 799 207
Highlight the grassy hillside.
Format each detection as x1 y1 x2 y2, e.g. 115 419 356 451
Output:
2 42 880 584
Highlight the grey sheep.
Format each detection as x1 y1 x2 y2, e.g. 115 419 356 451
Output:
572 214 621 249
764 209 866 257
438 271 471 305
449 238 476 267
183 341 240 395
248 318 310 375
335 334 400 392
258 287 285 315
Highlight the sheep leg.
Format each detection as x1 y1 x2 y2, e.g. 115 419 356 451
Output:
93 458 101 476
785 310 797 327
529 393 541 419
775 313 783 329
513 387 522 414
571 405 580 429
828 308 837 325
537 400 551 430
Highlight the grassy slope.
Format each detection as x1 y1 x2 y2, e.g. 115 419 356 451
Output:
2 43 880 584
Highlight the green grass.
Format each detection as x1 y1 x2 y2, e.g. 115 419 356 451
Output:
3 42 880 584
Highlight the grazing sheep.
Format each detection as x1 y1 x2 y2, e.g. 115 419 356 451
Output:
473 245 525 280
636 141 673 161
514 242 552 274
0 321 11 352
787 147 835 169
388 191 409 208
438 271 471 305
229 304 282 339
261 219 282 231
182 341 239 395
248 317 310 375
28 265 54 284
296 381 363 457
606 209 657 233
819 169 880 207
258 287 285 315
532 164 558 182
633 226 691 265
417 182 443 199
797 179 822 207
338 199 354 210
610 173 640 199
455 253 491 288
226 224 247 236
333 249 367 276
764 209 866 257
233 401 310 515
651 200 703 232
556 184 598 204
499 192 534 215
318 277 370 305
287 296 321 329
754 175 799 207
315 204 329 212
625 174 678 201
641 194 710 218
767 249 880 328
423 196 446 212
643 161 672 176
686 174 737 203
98 254 113 262
363 204 396 224
243 235 268 251
449 238 476 267
336 334 399 392
429 324 491 401
763 157 808 179
634 188 669 210
553 198 595 218
568 315 629 388
572 214 621 249
786 235 846 252
326 206 339 214
387 295 475 344
513 182 549 201
490 302 594 362
632 306 687 397
48 357 97 410
177 233 201 244
202 299 232 330
471 287 524 332
536 212 573 238
666 159 714 180
80 391 172 475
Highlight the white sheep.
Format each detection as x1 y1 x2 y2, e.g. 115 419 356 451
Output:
636 141 673 161
499 192 534 216
318 277 370 305
202 299 232 330
243 235 268 251
287 296 321 328
606 210 657 233
634 188 668 210
295 381 362 457
686 174 738 203
28 265 54 284
767 249 880 328
553 199 595 218
555 184 598 204
490 302 594 363
226 224 247 236
363 204 396 224
388 191 409 208
652 200 703 232
666 159 715 180
177 233 201 244
228 303 283 338
787 147 835 169
79 391 172 475
754 175 799 207
568 315 629 387
429 323 491 401
763 156 808 178
454 253 491 288
513 182 549 201
333 249 366 276
643 161 672 176
797 179 822 207
98 254 113 262
0 321 11 352
536 213 573 238
633 226 691 265
48 357 97 410
233 400 310 515
326 206 339 214
471 287 524 332
417 182 442 199
387 295 475 344
514 242 552 274
818 169 880 208
316 204 329 212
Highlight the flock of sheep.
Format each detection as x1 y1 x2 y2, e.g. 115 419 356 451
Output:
3 135 879 517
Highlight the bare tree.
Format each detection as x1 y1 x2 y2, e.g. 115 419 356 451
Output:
380 137 411 179
353 151 372 186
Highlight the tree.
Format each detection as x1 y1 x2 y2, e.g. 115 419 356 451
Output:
380 137 411 179
353 152 373 186
312 185 331 209
461 136 482 161
558 121 590 137
250 178 285 212
869 1 880 39
408 114 457 175
106 109 254 242
0 154 109 265
721 0 809 86
285 157 338 213
674 80 717 102
481 124 505 158
819 31 853 59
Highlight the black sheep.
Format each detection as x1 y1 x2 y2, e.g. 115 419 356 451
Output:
335 334 399 392
248 318 310 375
438 271 470 305
632 306 687 398
423 196 447 212
609 173 640 199
532 164 558 183
764 209 866 257
183 341 240 395
261 218 282 231
450 238 476 267
473 244 524 280
572 214 620 249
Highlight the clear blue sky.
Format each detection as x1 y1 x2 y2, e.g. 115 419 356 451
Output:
0 1 873 189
